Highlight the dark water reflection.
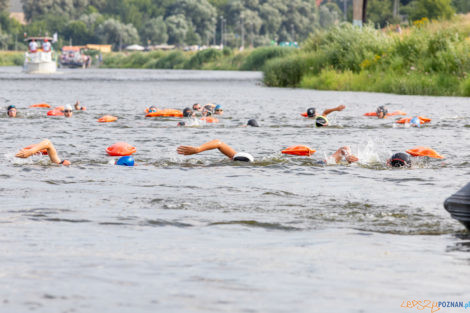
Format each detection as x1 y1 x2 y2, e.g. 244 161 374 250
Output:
1 67 469 312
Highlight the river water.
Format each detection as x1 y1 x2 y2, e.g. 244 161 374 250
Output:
1 67 469 312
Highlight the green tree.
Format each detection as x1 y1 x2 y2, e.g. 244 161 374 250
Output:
22 0 90 20
319 4 339 28
140 16 168 44
185 24 201 45
168 0 217 45
452 0 470 13
407 0 455 21
367 0 393 27
0 0 8 12
165 14 188 46
96 18 140 49
24 14 68 36
63 20 90 45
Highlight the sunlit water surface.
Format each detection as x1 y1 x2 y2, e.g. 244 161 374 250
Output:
1 67 470 312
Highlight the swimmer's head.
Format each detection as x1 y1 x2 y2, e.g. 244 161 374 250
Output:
148 105 157 113
177 121 186 127
387 152 411 168
233 152 254 162
64 105 73 118
410 117 420 127
7 105 16 117
307 107 316 118
116 156 134 166
193 103 202 111
315 116 329 127
183 107 193 117
376 106 387 119
247 119 259 127
214 105 223 115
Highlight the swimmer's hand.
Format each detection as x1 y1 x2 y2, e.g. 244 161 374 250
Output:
345 155 359 163
337 105 346 111
15 148 34 158
177 145 200 155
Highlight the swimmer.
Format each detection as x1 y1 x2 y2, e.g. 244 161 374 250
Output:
183 107 195 117
387 152 411 168
63 105 73 117
202 103 218 116
148 105 158 113
177 139 254 162
214 105 223 115
74 100 86 111
376 106 388 119
192 103 202 112
7 105 17 117
305 105 346 127
247 119 259 127
387 147 444 167
15 139 71 166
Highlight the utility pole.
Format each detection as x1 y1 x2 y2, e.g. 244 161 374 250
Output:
342 0 347 20
353 0 367 26
290 24 295 43
213 20 216 45
393 0 399 19
240 14 244 50
220 16 224 48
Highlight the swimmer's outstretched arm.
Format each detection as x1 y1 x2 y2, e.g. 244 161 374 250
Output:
74 100 80 110
16 139 69 165
322 105 345 116
177 139 237 159
330 146 358 164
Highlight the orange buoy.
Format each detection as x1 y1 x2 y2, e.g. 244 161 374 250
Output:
389 110 407 116
364 111 407 117
106 142 136 156
406 146 444 159
47 109 64 116
396 116 431 124
282 145 316 156
145 109 183 118
200 116 219 123
301 112 308 117
24 145 48 155
30 103 51 108
98 115 118 123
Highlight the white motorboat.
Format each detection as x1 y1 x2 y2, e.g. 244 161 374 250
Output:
23 36 57 74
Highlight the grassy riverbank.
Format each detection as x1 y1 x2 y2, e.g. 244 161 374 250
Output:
101 47 294 71
263 14 470 97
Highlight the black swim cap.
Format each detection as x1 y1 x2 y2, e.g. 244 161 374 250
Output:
388 152 411 167
307 107 316 117
376 106 388 117
247 119 259 127
315 116 328 127
182 107 193 117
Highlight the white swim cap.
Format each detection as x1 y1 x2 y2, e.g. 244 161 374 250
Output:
233 152 254 162
64 105 73 111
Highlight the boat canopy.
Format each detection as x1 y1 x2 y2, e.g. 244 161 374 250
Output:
25 36 53 42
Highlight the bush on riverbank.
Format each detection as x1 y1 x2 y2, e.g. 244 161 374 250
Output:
263 15 470 96
0 51 24 66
